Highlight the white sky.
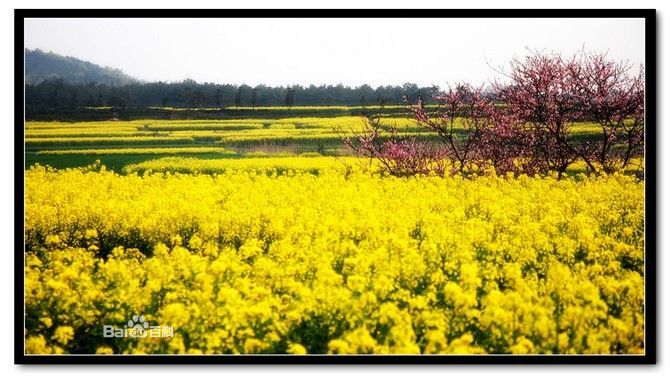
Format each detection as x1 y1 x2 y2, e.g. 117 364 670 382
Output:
24 17 645 87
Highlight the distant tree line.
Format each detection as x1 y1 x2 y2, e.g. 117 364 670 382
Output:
25 79 438 111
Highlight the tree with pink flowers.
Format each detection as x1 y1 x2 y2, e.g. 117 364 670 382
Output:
347 50 645 178
567 52 645 173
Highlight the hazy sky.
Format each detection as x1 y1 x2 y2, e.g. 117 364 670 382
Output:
24 18 645 87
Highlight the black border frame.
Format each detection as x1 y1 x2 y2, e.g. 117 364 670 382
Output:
14 8 657 365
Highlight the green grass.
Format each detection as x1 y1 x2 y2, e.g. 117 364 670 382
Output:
26 152 239 172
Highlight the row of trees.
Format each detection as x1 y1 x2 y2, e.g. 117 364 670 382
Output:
25 80 436 110
347 51 645 177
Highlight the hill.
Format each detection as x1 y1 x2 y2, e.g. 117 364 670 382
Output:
25 49 137 86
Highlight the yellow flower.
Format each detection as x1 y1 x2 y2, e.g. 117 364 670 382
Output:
52 326 74 346
95 346 114 355
25 335 51 354
39 316 53 328
84 228 98 240
287 343 307 355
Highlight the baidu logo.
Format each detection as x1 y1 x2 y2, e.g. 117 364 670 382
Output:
103 314 174 338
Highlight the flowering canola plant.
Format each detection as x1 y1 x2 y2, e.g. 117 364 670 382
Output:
24 165 644 355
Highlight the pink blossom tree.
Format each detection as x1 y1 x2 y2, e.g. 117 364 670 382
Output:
493 52 584 177
409 83 491 174
496 51 645 176
567 52 645 173
344 50 645 178
477 108 547 176
343 105 447 177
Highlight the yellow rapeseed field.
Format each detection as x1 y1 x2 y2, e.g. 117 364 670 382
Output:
24 164 644 355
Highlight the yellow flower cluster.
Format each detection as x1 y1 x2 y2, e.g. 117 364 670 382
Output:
24 166 644 355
